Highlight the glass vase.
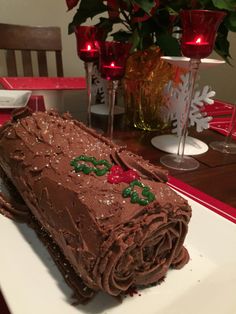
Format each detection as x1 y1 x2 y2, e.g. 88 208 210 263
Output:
123 46 181 131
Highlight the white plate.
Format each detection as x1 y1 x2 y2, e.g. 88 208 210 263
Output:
161 56 225 69
151 134 209 155
0 187 236 314
0 90 31 108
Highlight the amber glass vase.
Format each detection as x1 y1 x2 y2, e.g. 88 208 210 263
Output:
123 46 178 131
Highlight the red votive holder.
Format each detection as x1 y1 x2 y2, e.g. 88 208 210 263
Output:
100 41 131 81
75 26 103 63
180 10 226 59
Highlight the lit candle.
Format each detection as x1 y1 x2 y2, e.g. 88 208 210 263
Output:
182 35 212 59
101 62 124 80
103 62 122 69
185 35 209 46
78 43 99 62
80 43 98 52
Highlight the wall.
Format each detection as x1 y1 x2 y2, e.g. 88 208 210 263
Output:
0 0 236 114
0 0 87 118
199 31 236 103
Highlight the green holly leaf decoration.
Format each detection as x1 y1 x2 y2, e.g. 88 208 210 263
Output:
70 155 112 176
122 180 155 206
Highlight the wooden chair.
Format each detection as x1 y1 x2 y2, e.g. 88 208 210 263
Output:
0 23 64 77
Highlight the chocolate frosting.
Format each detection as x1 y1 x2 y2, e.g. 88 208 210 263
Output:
0 109 191 302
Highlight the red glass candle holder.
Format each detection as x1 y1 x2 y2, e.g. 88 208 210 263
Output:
100 41 131 81
74 25 104 128
75 26 103 63
180 10 226 59
99 41 131 138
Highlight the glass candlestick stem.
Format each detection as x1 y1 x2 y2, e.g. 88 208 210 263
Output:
210 105 236 154
177 59 201 162
107 80 119 139
160 59 200 170
85 62 93 128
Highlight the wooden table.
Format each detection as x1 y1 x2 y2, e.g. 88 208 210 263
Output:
1 117 236 314
109 124 236 208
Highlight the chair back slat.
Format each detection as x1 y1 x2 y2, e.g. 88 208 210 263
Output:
55 52 64 77
0 23 64 77
22 51 33 76
37 51 48 76
6 50 18 76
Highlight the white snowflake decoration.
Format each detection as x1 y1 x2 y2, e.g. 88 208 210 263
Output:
91 65 108 106
161 72 215 137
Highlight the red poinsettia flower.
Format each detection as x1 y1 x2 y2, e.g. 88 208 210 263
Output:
107 0 120 20
65 0 232 61
132 0 160 23
66 0 79 11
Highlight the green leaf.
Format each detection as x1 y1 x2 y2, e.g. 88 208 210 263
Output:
156 33 181 56
96 17 115 37
225 11 236 31
130 29 141 51
166 0 190 12
212 0 236 11
111 30 133 42
199 0 214 7
214 31 232 64
133 0 156 14
68 0 107 34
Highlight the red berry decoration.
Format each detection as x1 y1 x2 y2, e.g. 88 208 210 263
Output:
122 169 140 183
107 165 140 184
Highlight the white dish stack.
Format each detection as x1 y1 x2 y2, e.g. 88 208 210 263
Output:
0 90 31 108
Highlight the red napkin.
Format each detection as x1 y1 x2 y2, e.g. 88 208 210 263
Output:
209 117 236 140
27 95 45 112
201 99 236 141
202 99 233 116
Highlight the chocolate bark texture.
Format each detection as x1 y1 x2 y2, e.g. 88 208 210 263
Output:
0 109 191 303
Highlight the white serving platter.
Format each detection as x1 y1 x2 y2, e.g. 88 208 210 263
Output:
0 186 236 314
0 90 31 108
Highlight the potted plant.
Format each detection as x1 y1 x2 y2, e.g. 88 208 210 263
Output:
66 0 236 61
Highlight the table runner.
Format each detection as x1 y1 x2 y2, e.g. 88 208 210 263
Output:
168 176 236 224
0 77 86 90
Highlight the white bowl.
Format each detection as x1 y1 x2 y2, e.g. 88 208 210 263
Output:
0 90 32 108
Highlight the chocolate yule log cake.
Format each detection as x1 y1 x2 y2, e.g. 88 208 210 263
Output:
0 108 191 303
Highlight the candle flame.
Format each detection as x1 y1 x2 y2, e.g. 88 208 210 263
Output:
110 62 115 67
195 37 202 44
87 44 91 51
